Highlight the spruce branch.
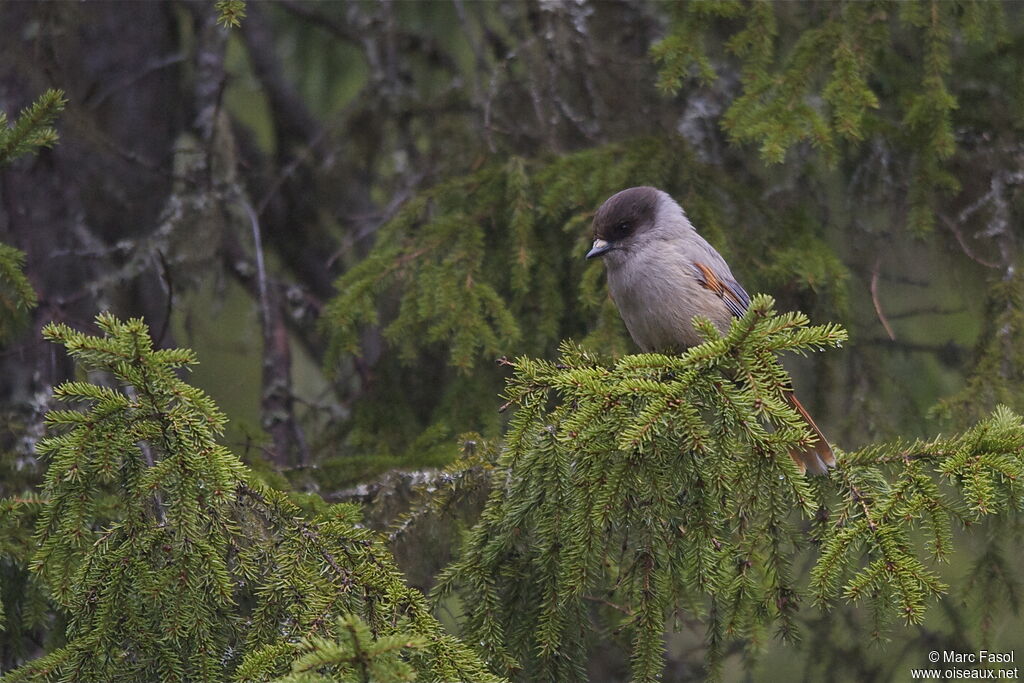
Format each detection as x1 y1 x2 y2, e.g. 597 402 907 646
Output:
4 315 502 683
0 90 67 168
435 297 1024 681
270 613 428 683
435 297 847 682
215 0 247 29
650 0 1004 233
0 244 38 344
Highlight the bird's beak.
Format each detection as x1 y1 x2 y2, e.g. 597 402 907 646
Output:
586 239 611 259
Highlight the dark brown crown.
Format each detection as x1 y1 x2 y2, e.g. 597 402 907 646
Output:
592 186 660 243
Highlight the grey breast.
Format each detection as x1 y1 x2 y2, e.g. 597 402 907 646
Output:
606 237 735 352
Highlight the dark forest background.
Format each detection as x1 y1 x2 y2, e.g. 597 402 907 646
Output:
2 1 1024 681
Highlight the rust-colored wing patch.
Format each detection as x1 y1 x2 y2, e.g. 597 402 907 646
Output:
692 262 750 318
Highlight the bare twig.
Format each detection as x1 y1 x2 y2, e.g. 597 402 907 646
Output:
87 52 186 109
870 258 896 341
240 197 309 466
241 199 271 335
583 594 634 616
939 212 1000 269
277 0 362 43
154 250 174 347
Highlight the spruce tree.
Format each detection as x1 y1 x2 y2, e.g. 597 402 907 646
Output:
424 298 1024 682
1 315 499 683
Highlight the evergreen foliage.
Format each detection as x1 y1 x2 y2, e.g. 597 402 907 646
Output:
0 494 49 660
268 613 426 683
3 3 1024 680
0 90 57 343
0 90 66 169
651 0 1005 233
215 0 246 29
933 273 1024 426
0 315 499 683
0 245 36 345
431 297 1024 682
0 88 60 665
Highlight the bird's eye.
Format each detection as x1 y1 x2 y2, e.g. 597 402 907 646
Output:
614 220 631 237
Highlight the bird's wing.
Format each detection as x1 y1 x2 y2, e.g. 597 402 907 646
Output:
692 262 750 318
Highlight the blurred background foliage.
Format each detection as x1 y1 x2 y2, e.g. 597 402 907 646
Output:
2 1 1024 680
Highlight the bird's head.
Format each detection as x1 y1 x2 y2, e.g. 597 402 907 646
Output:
586 186 686 263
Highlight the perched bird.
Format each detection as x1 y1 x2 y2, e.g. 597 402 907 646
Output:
586 186 835 475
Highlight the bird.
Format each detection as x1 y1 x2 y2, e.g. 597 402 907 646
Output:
585 186 835 475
